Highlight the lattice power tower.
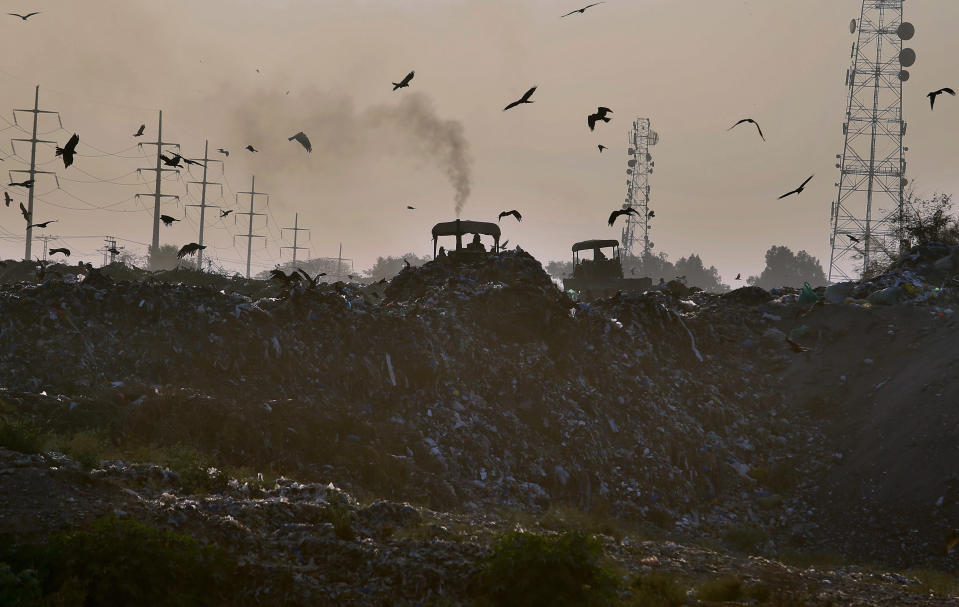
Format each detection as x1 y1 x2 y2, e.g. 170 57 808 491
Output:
828 1 914 281
621 117 658 258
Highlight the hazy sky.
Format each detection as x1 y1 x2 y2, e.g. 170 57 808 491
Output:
1 0 957 281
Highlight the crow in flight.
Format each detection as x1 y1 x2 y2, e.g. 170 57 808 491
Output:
289 131 312 153
269 268 301 285
847 234 860 243
160 154 183 168
587 107 612 131
727 118 765 141
498 209 522 222
56 133 79 169
19 202 30 222
597 144 607 153
219 209 232 218
503 86 537 111
176 243 206 259
560 2 603 18
245 145 258 152
49 247 70 257
406 205 416 210
8 12 40 20
217 148 229 157
133 124 145 137
392 71 414 91
928 87 956 110
28 220 57 229
108 246 120 256
3 192 11 207
160 215 179 226
608 207 639 226
9 179 34 188
647 210 655 218
778 175 814 199
735 273 742 280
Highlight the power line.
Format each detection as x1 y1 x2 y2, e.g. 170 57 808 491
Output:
135 110 180 255
185 140 224 270
234 175 268 279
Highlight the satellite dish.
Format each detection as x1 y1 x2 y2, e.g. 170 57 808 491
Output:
626 169 633 174
898 70 910 82
628 148 635 155
628 159 637 167
646 153 652 162
648 131 659 145
899 48 916 67
897 22 914 40
901 177 908 187
850 19 856 34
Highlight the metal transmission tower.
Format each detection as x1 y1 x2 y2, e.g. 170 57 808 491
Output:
234 175 268 279
35 235 58 261
620 117 658 259
280 213 310 263
9 86 61 261
185 140 223 270
136 110 180 256
98 236 121 266
828 2 914 282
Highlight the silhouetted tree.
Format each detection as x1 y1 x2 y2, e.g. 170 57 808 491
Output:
148 244 194 271
674 254 728 292
903 191 959 246
545 260 574 279
364 253 431 281
748 246 826 289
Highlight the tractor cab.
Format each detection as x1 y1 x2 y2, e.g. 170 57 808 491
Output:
571 239 623 280
432 219 502 261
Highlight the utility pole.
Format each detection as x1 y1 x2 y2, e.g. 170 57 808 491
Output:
234 175 268 279
10 85 61 261
185 140 223 270
136 110 180 260
280 212 310 263
36 235 57 261
98 236 121 267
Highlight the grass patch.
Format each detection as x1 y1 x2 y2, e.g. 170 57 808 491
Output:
695 574 742 601
0 416 46 454
626 571 687 607
474 530 620 607
904 568 959 598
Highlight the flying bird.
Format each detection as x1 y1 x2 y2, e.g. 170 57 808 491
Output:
19 202 30 222
160 153 183 168
927 87 956 110
217 148 229 157
246 145 258 153
392 70 415 91
181 156 203 166
160 214 179 226
133 124 145 137
647 210 655 218
289 131 312 153
406 205 416 210
727 118 765 141
778 175 814 200
219 209 232 218
560 2 604 17
503 86 537 111
55 133 80 169
9 179 34 188
847 234 860 243
608 207 639 226
735 273 741 280
28 220 57 229
597 145 607 153
176 243 206 259
498 209 522 222
3 192 11 207
8 12 40 21
108 246 120 257
49 247 70 257
587 107 613 131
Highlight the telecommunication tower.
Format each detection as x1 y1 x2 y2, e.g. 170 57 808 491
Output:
828 1 913 282
620 117 657 258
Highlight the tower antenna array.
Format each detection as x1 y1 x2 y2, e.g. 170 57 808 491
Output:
620 117 657 259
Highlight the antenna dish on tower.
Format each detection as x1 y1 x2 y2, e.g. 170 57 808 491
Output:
898 70 910 82
850 19 856 34
897 22 914 40
648 131 659 145
899 48 916 67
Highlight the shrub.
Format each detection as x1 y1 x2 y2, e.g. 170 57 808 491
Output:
474 530 620 607
627 571 687 607
0 417 45 454
696 574 743 601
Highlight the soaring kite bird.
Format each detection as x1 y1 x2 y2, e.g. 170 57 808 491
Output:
9 179 34 189
3 192 11 207
28 220 57 229
220 209 233 218
503 86 537 111
392 70 414 91
927 87 956 110
597 145 607 153
49 247 70 257
560 2 604 18
133 124 145 137
498 209 522 222
587 107 612 131
160 215 179 226
217 148 229 157
727 118 765 141
8 12 40 20
289 131 312 153
56 133 80 169
19 202 30 222
245 145 258 153
176 243 206 259
778 175 814 200
608 207 639 227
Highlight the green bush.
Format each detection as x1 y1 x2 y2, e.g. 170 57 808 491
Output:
474 530 620 607
696 574 743 601
627 571 687 607
38 517 235 606
0 417 46 454
0 563 42 607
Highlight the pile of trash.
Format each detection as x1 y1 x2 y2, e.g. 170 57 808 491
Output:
0 249 822 539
